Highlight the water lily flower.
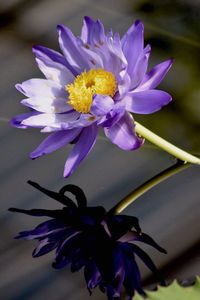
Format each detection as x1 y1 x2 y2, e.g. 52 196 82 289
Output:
9 181 166 299
11 17 173 177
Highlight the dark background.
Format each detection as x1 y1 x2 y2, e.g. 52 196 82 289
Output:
0 0 200 299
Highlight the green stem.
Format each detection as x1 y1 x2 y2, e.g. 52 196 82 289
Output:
135 122 200 165
111 160 190 214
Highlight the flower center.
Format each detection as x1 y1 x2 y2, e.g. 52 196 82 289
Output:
66 68 117 113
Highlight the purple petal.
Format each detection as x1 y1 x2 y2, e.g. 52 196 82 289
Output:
64 124 98 177
16 219 65 240
53 231 81 269
117 70 131 96
32 45 72 70
10 112 39 128
118 231 138 243
48 113 98 131
30 128 81 159
90 95 114 116
21 96 72 114
21 111 79 129
81 16 105 46
122 20 144 76
81 17 125 71
136 232 167 254
81 44 104 69
71 254 86 272
104 112 143 150
128 244 165 284
66 113 98 129
138 58 174 91
57 25 90 76
98 33 127 76
84 261 102 290
99 101 126 128
129 44 151 89
32 238 58 257
16 79 66 99
111 247 125 295
125 89 172 114
21 113 57 128
33 46 74 86
121 244 144 295
52 256 70 269
54 231 81 264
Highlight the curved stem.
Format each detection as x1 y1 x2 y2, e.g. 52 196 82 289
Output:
135 122 200 165
110 160 190 214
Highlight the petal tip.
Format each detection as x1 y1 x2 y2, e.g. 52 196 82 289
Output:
167 57 175 68
83 15 93 22
15 83 22 92
135 19 143 26
57 24 63 32
134 19 144 31
32 44 40 51
29 151 40 159
57 24 67 33
63 168 71 178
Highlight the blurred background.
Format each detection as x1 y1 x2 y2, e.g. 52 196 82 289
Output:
0 0 200 299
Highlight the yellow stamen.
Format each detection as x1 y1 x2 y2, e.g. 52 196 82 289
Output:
66 68 117 113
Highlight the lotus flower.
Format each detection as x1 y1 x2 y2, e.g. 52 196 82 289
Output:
11 17 173 177
9 181 166 299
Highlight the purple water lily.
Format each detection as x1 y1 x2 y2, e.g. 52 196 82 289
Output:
11 17 173 177
9 181 166 299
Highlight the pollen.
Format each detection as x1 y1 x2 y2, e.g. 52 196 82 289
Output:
66 68 117 114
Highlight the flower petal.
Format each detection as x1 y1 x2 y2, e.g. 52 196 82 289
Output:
106 215 141 240
138 58 174 91
64 124 98 177
16 79 66 98
21 96 72 113
30 128 81 159
8 207 62 218
59 184 87 208
81 16 105 46
129 44 151 89
84 260 102 290
32 45 71 69
117 70 131 96
40 113 96 132
109 247 125 297
137 232 167 254
71 254 85 273
16 219 65 240
53 231 81 269
121 244 144 296
90 95 114 116
129 244 165 285
57 25 90 75
32 238 58 257
125 89 172 114
33 45 74 86
21 111 79 129
99 101 126 128
104 112 143 150
10 112 39 128
98 33 127 76
27 180 77 208
122 20 144 76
